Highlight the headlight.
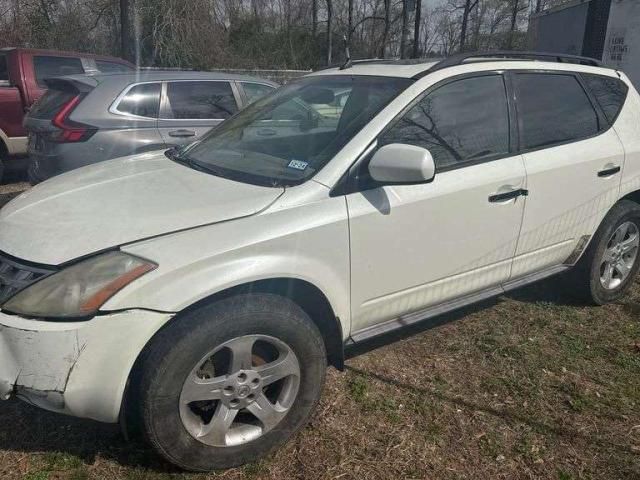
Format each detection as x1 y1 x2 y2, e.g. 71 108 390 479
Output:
2 252 156 319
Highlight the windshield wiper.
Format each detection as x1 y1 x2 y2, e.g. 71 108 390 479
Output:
165 147 228 178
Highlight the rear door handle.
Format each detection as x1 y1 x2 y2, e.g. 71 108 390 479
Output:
168 129 196 138
488 188 529 203
598 166 621 177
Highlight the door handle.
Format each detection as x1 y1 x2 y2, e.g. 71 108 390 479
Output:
488 188 529 203
257 128 277 137
168 129 196 138
598 165 621 177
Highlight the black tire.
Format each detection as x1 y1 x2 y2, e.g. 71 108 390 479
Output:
568 200 640 305
134 293 327 471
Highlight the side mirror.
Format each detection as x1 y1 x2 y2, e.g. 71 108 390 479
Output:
368 143 435 184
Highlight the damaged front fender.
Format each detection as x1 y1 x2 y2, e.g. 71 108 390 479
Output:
0 323 85 399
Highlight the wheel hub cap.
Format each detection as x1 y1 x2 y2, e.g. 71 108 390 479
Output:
600 221 639 290
179 334 300 447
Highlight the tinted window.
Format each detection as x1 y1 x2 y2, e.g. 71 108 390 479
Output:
582 73 628 124
515 74 599 150
166 81 238 119
0 54 8 83
33 56 84 88
242 82 275 104
117 83 161 118
96 60 133 73
29 88 76 119
381 75 510 169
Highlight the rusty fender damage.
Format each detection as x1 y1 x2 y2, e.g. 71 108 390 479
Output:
0 309 173 423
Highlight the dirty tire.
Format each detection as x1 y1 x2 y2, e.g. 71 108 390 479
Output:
135 293 327 471
568 200 640 305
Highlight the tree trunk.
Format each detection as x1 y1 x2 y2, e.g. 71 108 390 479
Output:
326 0 333 65
312 0 318 37
120 0 131 62
535 0 543 13
380 0 391 58
412 0 422 58
459 0 470 52
508 0 520 49
348 0 354 44
400 0 411 59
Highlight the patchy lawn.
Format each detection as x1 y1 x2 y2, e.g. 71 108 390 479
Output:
1 274 639 480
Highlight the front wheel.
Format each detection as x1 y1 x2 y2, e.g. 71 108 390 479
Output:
570 200 640 305
134 293 327 471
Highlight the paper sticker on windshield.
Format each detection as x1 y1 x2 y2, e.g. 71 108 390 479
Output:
288 160 308 171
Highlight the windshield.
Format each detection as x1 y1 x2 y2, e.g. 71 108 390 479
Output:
178 75 413 187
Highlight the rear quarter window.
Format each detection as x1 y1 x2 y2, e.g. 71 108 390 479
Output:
115 83 161 118
0 54 8 85
33 56 84 88
582 73 629 125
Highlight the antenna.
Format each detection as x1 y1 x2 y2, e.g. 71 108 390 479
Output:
339 35 352 70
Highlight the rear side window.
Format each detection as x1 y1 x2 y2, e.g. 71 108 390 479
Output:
116 83 161 118
380 75 510 169
0 54 8 84
515 73 599 150
165 81 238 119
582 73 629 124
29 89 76 119
242 82 275 104
33 56 84 88
96 60 133 73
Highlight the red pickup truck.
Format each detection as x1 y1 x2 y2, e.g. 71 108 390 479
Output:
0 47 134 182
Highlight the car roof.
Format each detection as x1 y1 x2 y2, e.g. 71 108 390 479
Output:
79 70 279 85
307 52 617 80
0 47 132 64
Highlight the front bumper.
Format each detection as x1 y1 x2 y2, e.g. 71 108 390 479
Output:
0 309 172 423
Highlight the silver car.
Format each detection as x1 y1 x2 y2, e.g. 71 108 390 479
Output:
24 71 277 183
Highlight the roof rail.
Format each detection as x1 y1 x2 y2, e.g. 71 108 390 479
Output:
414 50 608 78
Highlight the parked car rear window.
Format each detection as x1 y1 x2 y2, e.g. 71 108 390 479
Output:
582 73 629 125
515 73 599 150
116 83 161 118
29 88 76 119
33 56 84 88
96 60 133 73
381 74 510 169
166 81 238 119
242 82 275 104
0 54 8 83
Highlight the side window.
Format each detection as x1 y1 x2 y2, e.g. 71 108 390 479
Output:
515 73 599 150
582 73 629 125
116 83 161 118
165 81 238 119
96 60 133 73
33 56 84 88
380 75 510 169
242 82 275 104
0 54 8 85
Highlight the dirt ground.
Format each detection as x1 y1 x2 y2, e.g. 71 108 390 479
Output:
0 181 639 480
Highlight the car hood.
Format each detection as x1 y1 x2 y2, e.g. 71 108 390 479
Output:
0 152 285 265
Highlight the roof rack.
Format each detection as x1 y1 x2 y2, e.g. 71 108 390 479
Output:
414 50 608 78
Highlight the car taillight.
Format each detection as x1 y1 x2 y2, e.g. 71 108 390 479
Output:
51 94 96 143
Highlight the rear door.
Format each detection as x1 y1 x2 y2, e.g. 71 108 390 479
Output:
158 80 241 145
509 71 625 279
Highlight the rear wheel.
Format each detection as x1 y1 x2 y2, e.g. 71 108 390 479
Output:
570 200 640 304
135 293 327 471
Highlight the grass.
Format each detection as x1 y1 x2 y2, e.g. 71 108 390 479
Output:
1 273 639 479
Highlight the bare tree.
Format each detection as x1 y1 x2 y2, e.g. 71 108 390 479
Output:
119 0 131 61
459 0 479 52
312 0 318 36
400 0 411 59
412 0 422 58
380 0 391 58
326 0 333 65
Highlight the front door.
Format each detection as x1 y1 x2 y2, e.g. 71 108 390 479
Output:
347 73 527 333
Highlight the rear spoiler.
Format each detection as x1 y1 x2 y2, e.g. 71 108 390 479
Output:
43 77 97 93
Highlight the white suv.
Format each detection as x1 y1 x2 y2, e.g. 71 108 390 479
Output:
1 52 639 471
